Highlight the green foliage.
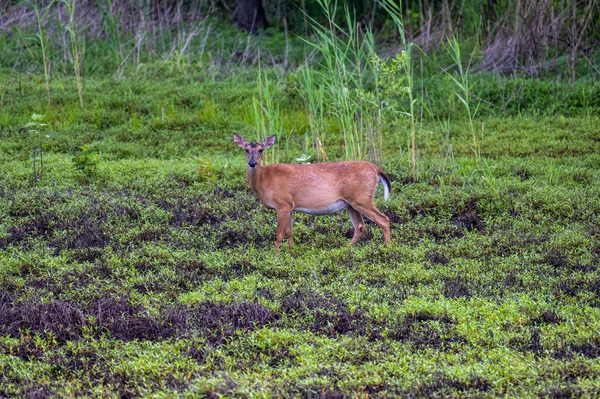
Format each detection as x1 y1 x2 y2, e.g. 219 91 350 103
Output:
23 113 50 183
71 144 99 179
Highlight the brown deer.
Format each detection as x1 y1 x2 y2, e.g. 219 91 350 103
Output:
233 133 391 253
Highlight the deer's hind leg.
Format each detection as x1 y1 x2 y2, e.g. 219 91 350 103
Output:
348 207 366 246
286 213 294 249
348 200 391 247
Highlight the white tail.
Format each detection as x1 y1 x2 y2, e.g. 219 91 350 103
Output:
234 133 391 253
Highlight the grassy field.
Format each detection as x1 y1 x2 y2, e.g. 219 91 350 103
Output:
1 16 600 397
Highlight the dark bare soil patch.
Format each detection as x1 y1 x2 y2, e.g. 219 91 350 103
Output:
0 294 85 342
133 260 220 294
426 251 449 265
4 337 46 360
280 290 383 340
385 209 406 224
555 279 582 297
388 312 464 348
0 215 55 248
409 373 491 397
540 385 585 399
423 226 465 242
156 196 220 227
510 328 544 356
1 291 277 344
443 277 471 298
188 301 279 344
69 248 104 263
543 249 569 269
533 310 561 325
133 228 166 243
452 200 484 232
27 384 53 399
554 340 600 359
225 260 257 279
514 168 532 180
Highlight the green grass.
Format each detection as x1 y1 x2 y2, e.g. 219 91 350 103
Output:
1 34 600 398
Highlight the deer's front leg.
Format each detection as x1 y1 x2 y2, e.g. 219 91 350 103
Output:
275 207 292 253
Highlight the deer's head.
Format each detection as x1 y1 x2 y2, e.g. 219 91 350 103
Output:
233 133 276 169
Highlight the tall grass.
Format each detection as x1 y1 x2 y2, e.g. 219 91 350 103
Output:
298 0 383 164
30 0 56 107
96 0 121 67
60 0 84 108
251 59 281 165
443 35 481 166
379 0 418 181
298 66 327 161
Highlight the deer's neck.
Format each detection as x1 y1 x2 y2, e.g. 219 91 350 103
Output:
246 165 263 194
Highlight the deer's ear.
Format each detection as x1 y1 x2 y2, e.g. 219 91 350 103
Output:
263 135 276 149
233 133 246 148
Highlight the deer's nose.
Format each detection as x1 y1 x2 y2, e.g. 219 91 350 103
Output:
248 160 257 168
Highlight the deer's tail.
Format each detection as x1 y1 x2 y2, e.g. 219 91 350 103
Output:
377 168 391 200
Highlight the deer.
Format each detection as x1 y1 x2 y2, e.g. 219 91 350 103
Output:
233 133 391 253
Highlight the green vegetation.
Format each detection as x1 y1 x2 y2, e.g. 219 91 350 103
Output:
1 1 600 397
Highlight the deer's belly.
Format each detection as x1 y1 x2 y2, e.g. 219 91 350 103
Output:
295 200 348 215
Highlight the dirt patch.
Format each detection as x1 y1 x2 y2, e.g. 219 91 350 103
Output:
554 340 600 359
133 228 165 243
543 249 569 269
555 279 581 297
424 226 465 242
69 248 104 263
225 260 258 279
514 168 532 180
540 385 585 399
409 373 491 397
510 328 544 356
156 196 219 227
213 186 234 199
27 385 53 399
1 292 276 344
533 310 561 325
426 251 449 265
443 277 472 298
0 295 85 342
388 312 464 348
188 301 279 344
452 200 484 232
92 296 184 341
50 215 109 250
280 290 383 340
52 346 99 373
0 215 54 248
385 209 406 224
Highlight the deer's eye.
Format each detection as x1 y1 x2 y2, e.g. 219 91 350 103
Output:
245 149 249 153
258 149 263 154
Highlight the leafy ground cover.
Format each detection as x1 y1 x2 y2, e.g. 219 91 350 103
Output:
1 46 600 398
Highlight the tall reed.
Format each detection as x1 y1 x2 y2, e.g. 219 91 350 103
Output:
30 0 56 107
443 35 481 166
298 66 327 161
96 0 121 67
60 0 84 108
251 58 281 165
379 0 418 181
298 0 381 163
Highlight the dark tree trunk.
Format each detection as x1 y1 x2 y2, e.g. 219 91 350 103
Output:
237 0 269 32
